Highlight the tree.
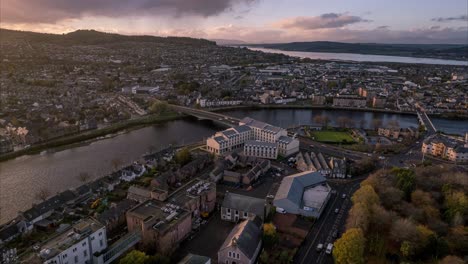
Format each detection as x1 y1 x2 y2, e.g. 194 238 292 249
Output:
111 158 123 171
439 255 464 264
77 172 90 183
175 148 191 165
400 241 413 258
394 168 416 200
263 223 279 249
333 228 366 264
371 118 383 130
35 187 51 201
443 191 467 225
346 202 370 232
119 250 149 264
149 100 168 115
259 251 270 264
351 185 380 208
390 218 418 244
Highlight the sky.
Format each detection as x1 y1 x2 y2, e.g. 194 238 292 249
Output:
1 0 467 44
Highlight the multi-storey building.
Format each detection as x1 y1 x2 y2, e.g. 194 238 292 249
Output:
206 117 299 159
422 134 468 163
39 218 108 264
332 96 366 108
126 200 191 254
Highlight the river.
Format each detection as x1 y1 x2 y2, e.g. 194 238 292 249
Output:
0 109 466 224
246 47 468 66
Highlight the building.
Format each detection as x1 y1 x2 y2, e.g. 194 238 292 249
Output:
244 140 278 159
332 96 366 108
372 97 387 108
273 171 331 218
217 217 263 264
221 192 265 222
97 199 138 234
126 200 191 254
178 254 211 264
422 134 468 163
39 218 108 264
378 127 419 140
206 117 299 159
166 179 216 219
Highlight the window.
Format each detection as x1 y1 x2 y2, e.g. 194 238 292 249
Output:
227 208 230 213
99 232 103 236
82 242 86 247
228 252 232 257
83 250 87 257
237 253 240 259
244 212 248 218
74 256 78 263
99 239 104 247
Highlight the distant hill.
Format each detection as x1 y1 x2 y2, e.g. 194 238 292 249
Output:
247 41 468 61
0 28 216 46
210 38 247 45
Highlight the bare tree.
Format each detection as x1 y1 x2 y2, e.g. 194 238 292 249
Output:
359 119 367 129
35 188 51 201
337 116 347 128
387 119 400 130
77 172 91 183
111 158 123 171
371 118 383 130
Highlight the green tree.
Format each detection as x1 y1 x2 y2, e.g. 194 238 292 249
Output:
400 241 413 258
394 168 415 200
175 148 191 165
259 251 269 264
444 191 467 224
119 250 149 264
149 100 168 115
333 228 366 264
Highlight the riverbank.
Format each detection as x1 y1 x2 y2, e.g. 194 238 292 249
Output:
0 112 184 162
210 104 416 115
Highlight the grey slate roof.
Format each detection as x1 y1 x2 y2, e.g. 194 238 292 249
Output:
278 135 294 144
222 192 265 218
220 216 263 259
178 254 211 264
233 125 251 133
274 171 326 208
245 140 276 148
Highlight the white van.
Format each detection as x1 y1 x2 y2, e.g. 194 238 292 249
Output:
276 207 287 214
325 243 333 254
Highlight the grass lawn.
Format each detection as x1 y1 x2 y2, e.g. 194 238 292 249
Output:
311 130 355 143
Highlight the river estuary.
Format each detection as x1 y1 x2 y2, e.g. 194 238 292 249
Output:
0 109 466 223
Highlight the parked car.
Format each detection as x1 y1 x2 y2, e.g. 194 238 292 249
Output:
316 243 324 252
332 231 338 238
334 208 339 214
266 194 275 199
341 194 346 199
325 243 334 254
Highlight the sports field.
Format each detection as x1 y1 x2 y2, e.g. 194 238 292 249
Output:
311 131 355 143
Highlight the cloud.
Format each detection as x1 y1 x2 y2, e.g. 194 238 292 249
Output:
431 15 467 22
0 0 257 23
275 13 371 30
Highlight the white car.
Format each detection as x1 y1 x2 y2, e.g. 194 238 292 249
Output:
266 194 275 199
341 194 347 199
325 243 334 254
316 243 324 252
276 207 287 214
334 208 339 214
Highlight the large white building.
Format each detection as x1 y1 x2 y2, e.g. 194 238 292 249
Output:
206 117 299 159
39 218 108 264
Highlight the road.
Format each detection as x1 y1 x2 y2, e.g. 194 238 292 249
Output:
298 136 367 161
294 179 363 264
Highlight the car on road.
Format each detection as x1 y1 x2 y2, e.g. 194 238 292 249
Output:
316 243 324 252
341 194 346 199
332 231 338 238
378 156 386 160
325 243 334 254
266 194 275 199
334 208 339 214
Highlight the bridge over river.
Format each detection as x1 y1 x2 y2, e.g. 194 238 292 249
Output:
170 105 240 127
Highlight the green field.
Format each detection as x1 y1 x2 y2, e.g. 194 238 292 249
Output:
311 131 355 143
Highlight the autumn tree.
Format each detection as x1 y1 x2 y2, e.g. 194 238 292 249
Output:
263 223 279 249
119 250 148 264
35 187 51 201
346 202 370 232
351 185 380 208
333 228 366 264
371 118 383 130
77 172 91 183
439 255 464 264
390 218 418 244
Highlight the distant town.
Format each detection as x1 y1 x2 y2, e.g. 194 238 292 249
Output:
0 29 467 264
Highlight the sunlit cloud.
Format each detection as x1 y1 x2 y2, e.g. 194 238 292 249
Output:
274 13 371 30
